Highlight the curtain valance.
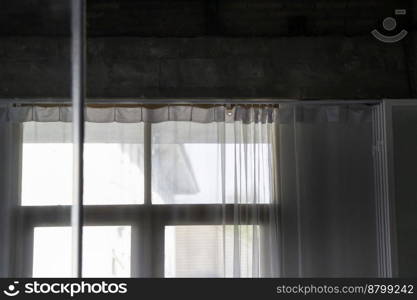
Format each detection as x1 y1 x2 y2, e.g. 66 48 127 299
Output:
0 104 371 124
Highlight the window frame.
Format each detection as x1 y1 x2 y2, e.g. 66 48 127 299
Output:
13 121 275 278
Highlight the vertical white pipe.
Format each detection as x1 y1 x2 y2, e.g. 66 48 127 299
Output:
71 0 86 278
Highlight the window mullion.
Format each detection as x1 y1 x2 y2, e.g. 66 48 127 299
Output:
144 122 152 206
136 121 156 277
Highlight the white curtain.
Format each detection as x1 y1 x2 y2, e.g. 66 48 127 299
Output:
152 108 279 277
277 104 385 277
0 104 390 278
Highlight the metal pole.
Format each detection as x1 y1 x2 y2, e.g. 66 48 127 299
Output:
0 98 383 106
71 0 86 278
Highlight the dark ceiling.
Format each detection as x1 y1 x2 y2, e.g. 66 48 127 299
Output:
0 0 414 37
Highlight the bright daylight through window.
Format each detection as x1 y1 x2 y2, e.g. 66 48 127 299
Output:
19 110 275 278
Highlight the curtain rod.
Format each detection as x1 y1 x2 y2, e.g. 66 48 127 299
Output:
0 98 382 105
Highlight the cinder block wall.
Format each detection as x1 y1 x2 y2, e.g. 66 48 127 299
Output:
0 36 411 99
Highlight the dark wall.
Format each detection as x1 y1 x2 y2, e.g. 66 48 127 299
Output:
0 0 405 37
0 36 411 99
0 0 414 100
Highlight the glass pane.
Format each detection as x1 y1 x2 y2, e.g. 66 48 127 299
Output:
84 123 145 205
165 225 259 278
152 121 272 204
33 226 131 277
21 122 144 206
22 122 73 206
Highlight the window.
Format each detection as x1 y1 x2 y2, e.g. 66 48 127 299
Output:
17 119 272 277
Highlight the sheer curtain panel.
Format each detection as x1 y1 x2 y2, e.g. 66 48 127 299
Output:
0 103 392 278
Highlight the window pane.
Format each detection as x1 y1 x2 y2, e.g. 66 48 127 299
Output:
152 121 272 204
152 122 220 204
33 226 131 277
22 122 144 206
22 144 73 206
165 225 259 278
